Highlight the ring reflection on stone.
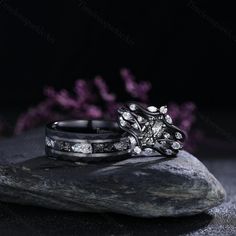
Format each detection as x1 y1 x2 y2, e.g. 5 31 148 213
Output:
45 120 130 162
117 102 186 156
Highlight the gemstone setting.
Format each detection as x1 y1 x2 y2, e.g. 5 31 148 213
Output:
165 115 173 124
129 104 136 111
72 143 92 154
165 149 173 155
175 132 183 140
163 132 170 139
45 137 55 147
160 106 168 114
119 117 127 126
123 112 132 120
133 146 142 154
114 141 128 151
129 136 137 146
147 106 158 112
171 142 181 150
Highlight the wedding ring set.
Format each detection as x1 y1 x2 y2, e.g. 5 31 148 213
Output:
45 102 186 162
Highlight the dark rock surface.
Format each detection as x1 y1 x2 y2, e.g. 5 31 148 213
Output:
0 128 226 217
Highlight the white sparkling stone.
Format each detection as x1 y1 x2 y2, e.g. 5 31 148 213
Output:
163 132 170 139
160 106 168 114
45 137 55 147
152 121 163 135
123 112 132 120
171 142 181 150
175 132 183 139
72 143 92 153
147 106 158 112
165 149 173 155
119 117 127 126
129 104 136 111
160 141 166 145
143 148 154 156
132 123 139 129
165 115 173 124
133 146 142 154
137 116 143 122
129 136 137 146
114 142 126 151
146 138 154 145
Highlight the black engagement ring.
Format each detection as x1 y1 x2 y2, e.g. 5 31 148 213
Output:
117 102 186 156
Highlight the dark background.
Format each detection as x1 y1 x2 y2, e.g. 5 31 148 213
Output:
0 0 236 111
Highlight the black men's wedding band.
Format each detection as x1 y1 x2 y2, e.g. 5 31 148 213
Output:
45 120 130 162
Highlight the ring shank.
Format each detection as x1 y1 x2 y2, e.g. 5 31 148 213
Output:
45 120 130 162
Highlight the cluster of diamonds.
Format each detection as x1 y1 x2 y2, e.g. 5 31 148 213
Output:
118 103 185 156
45 137 130 154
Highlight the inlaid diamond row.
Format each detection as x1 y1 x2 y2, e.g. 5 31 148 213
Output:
45 137 130 154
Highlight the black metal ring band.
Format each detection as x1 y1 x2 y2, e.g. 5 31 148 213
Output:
45 120 130 162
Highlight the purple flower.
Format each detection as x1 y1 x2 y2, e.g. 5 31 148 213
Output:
94 76 116 102
120 68 151 102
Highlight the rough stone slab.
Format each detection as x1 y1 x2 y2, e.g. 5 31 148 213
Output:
0 128 226 217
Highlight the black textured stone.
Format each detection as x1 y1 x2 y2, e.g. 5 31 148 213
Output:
0 128 226 218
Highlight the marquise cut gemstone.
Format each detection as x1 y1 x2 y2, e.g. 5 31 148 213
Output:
165 115 173 124
129 136 137 146
152 121 163 135
147 106 158 112
119 117 127 126
123 112 132 120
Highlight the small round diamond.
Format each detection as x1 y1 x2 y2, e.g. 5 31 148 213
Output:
123 112 132 120
147 106 158 112
165 149 173 155
132 123 139 129
171 141 181 150
160 106 168 114
165 115 173 124
137 116 143 122
175 132 183 140
119 117 127 126
133 146 142 154
160 141 166 145
163 132 170 139
129 104 136 111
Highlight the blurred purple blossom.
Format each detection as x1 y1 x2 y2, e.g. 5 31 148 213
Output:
94 76 116 102
120 68 151 102
12 68 201 151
